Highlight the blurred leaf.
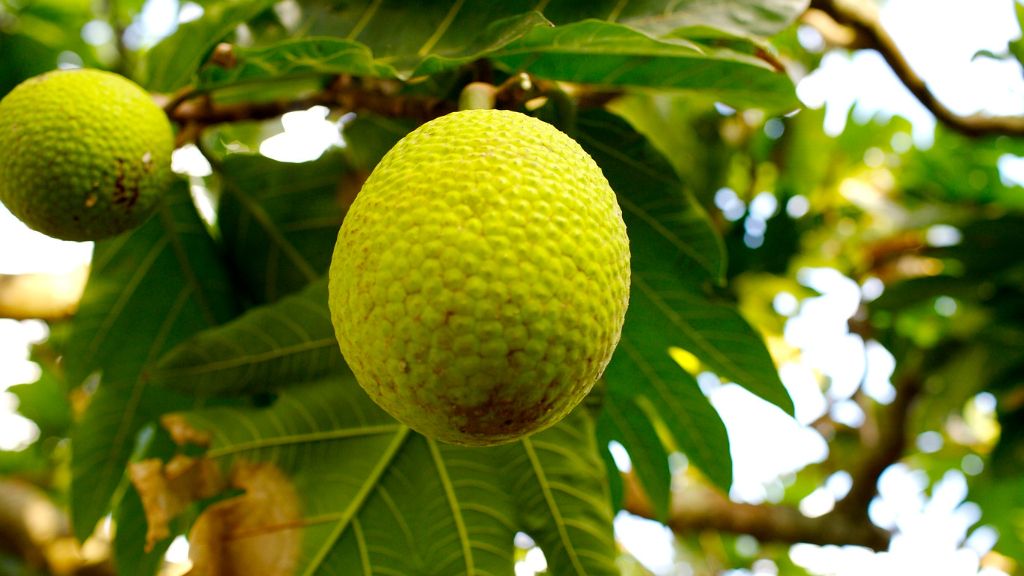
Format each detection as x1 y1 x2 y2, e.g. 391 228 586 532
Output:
0 0 102 94
933 215 1024 279
218 151 349 304
493 20 798 113
141 0 278 91
576 110 725 283
1012 1 1024 68
578 111 791 416
340 113 415 171
114 485 174 576
972 474 1024 563
0 445 47 476
148 1 804 97
605 0 809 38
993 404 1024 477
153 374 617 574
606 294 734 490
113 426 190 576
903 128 1024 209
575 110 740 487
63 182 236 540
8 372 70 438
608 93 733 198
150 276 343 395
196 38 396 91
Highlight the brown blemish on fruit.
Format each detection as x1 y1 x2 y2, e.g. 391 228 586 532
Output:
452 387 557 443
111 157 140 210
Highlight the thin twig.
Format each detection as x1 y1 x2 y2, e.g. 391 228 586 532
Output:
808 0 1024 138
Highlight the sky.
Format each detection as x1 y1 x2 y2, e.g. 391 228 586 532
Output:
0 0 1023 575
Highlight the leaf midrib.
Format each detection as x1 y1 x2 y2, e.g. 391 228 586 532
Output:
521 437 587 576
633 274 754 384
303 426 411 576
156 337 337 379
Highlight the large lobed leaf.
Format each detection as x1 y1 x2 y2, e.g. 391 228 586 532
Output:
144 1 800 112
149 276 343 396
579 111 792 416
492 20 797 113
63 181 237 540
576 110 794 498
217 151 349 304
142 374 617 575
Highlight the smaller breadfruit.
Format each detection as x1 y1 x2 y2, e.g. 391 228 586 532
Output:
329 109 631 446
0 68 174 241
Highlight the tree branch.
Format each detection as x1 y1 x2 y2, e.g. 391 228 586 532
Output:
165 67 621 140
835 364 924 519
167 76 456 130
623 474 890 551
808 0 1024 138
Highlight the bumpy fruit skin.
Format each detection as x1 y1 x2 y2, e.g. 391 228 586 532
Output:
0 69 174 241
329 109 630 446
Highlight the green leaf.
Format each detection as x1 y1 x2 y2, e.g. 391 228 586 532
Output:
993 401 1024 477
8 371 70 438
632 271 793 416
493 20 798 113
407 12 553 77
169 374 617 575
578 110 791 416
507 431 617 576
141 0 278 92
607 302 734 490
218 151 349 304
114 484 173 576
604 0 810 38
70 384 194 542
149 276 342 395
574 110 745 484
196 38 399 90
63 182 236 539
973 473 1024 562
341 113 416 171
1012 1 1024 67
607 93 735 199
597 393 673 519
113 422 198 576
150 1 804 96
575 110 725 283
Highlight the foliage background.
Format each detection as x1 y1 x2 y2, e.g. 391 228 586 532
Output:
0 0 1022 575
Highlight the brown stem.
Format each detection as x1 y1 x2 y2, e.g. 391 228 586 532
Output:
167 76 456 130
165 68 622 139
623 474 890 550
809 0 1024 138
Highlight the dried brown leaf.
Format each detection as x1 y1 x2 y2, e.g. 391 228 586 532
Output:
187 461 302 576
128 455 224 551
